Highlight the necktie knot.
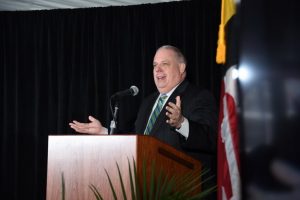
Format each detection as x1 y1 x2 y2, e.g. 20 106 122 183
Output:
159 94 167 102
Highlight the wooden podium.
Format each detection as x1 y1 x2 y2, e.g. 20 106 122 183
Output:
46 135 202 200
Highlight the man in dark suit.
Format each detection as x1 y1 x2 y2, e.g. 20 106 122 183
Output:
69 45 217 189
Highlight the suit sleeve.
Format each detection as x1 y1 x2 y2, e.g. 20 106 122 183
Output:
180 89 218 154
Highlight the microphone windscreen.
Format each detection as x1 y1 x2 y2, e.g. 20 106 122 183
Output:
130 85 139 96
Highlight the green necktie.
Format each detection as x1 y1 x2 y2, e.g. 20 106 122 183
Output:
144 95 167 135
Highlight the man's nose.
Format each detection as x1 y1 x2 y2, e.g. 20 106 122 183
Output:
155 64 163 72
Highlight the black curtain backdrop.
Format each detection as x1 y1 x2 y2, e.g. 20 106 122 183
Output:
0 0 221 199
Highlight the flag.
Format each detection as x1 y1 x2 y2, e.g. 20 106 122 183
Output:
218 66 241 200
216 0 241 200
216 0 236 64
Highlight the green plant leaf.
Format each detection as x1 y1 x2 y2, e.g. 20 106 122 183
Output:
154 168 163 200
105 169 117 199
116 162 127 200
61 173 65 200
165 175 176 196
127 157 136 200
173 170 201 198
188 185 217 200
149 159 156 200
159 173 171 197
89 184 104 200
133 158 140 200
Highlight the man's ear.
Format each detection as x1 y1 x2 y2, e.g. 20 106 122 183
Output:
179 63 186 74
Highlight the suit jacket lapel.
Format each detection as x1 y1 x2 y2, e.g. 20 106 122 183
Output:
139 93 159 133
150 80 189 135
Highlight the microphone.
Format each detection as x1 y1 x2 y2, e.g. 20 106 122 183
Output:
109 85 138 134
111 85 139 99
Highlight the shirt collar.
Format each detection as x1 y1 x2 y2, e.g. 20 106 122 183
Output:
160 82 181 97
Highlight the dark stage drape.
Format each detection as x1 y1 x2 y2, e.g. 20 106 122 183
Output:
0 0 221 199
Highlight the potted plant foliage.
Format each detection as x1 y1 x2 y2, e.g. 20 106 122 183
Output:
61 158 215 200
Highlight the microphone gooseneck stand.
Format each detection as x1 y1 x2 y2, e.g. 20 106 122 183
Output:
109 100 119 135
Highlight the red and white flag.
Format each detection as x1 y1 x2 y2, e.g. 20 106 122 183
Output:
217 66 241 200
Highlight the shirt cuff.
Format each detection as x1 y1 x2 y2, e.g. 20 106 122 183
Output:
176 117 189 139
101 127 109 135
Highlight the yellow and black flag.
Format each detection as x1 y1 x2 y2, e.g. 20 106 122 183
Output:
216 0 236 64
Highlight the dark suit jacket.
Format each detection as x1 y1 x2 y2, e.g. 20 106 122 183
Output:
134 80 218 170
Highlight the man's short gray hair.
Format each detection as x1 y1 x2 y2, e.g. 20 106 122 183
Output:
157 45 187 65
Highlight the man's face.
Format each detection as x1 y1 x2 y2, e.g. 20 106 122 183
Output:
153 48 185 94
